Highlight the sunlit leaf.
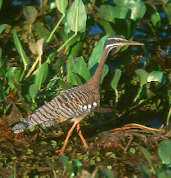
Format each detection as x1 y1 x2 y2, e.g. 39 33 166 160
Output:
12 30 29 71
66 0 87 32
158 140 171 165
35 62 48 89
56 0 68 14
111 69 122 90
135 69 148 87
72 57 91 81
151 12 161 26
99 5 116 22
113 0 146 20
23 6 38 24
88 36 108 69
6 67 21 90
147 71 164 83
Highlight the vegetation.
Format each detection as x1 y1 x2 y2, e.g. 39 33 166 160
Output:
0 0 171 177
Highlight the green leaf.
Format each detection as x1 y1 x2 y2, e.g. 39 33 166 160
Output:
29 84 39 103
29 62 48 101
33 22 50 41
111 69 122 90
0 24 7 34
164 3 171 24
88 36 108 69
12 30 29 71
56 0 68 14
151 12 161 26
0 0 3 10
113 0 146 20
157 169 171 178
67 57 81 85
35 62 48 90
23 6 38 24
72 57 91 81
6 67 21 90
66 0 87 32
135 69 148 87
99 5 116 22
147 71 164 83
158 140 171 165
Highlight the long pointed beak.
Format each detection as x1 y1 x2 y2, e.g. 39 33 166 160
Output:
121 40 144 46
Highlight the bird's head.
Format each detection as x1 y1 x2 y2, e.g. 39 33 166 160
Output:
104 37 143 54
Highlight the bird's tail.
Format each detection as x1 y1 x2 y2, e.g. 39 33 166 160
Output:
11 120 29 133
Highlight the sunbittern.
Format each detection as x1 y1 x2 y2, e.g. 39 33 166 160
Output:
12 37 143 155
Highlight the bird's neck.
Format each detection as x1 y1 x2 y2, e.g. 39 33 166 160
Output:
89 50 109 86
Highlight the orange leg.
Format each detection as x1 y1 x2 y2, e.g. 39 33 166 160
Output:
76 123 88 149
57 121 78 155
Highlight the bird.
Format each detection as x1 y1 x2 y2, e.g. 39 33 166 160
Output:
11 37 143 155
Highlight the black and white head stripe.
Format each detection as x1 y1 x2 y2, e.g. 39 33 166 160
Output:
104 37 143 54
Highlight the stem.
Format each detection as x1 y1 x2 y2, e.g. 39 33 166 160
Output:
134 86 143 103
57 32 77 53
166 107 171 126
114 89 119 103
25 55 41 78
46 14 65 43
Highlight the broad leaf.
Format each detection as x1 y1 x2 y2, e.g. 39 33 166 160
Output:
0 0 3 10
0 24 7 34
88 36 107 69
135 69 148 87
66 0 87 32
12 30 29 71
56 0 68 14
158 140 171 165
35 62 48 90
147 71 164 83
99 5 116 22
72 57 91 81
151 12 161 26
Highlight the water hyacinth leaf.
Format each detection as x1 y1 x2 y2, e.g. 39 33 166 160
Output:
135 69 148 87
12 30 29 71
99 5 116 22
111 69 122 90
72 57 91 81
34 62 48 90
113 0 146 20
88 36 108 70
0 0 3 10
147 71 163 83
29 83 38 102
23 6 38 24
66 0 87 32
56 0 68 14
158 140 171 165
6 67 21 90
0 24 7 34
33 22 50 41
151 12 161 26
67 57 82 85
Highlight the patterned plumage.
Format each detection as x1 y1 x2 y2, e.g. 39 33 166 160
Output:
12 81 100 133
12 37 143 154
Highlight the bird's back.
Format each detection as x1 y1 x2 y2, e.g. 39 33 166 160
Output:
12 80 100 133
